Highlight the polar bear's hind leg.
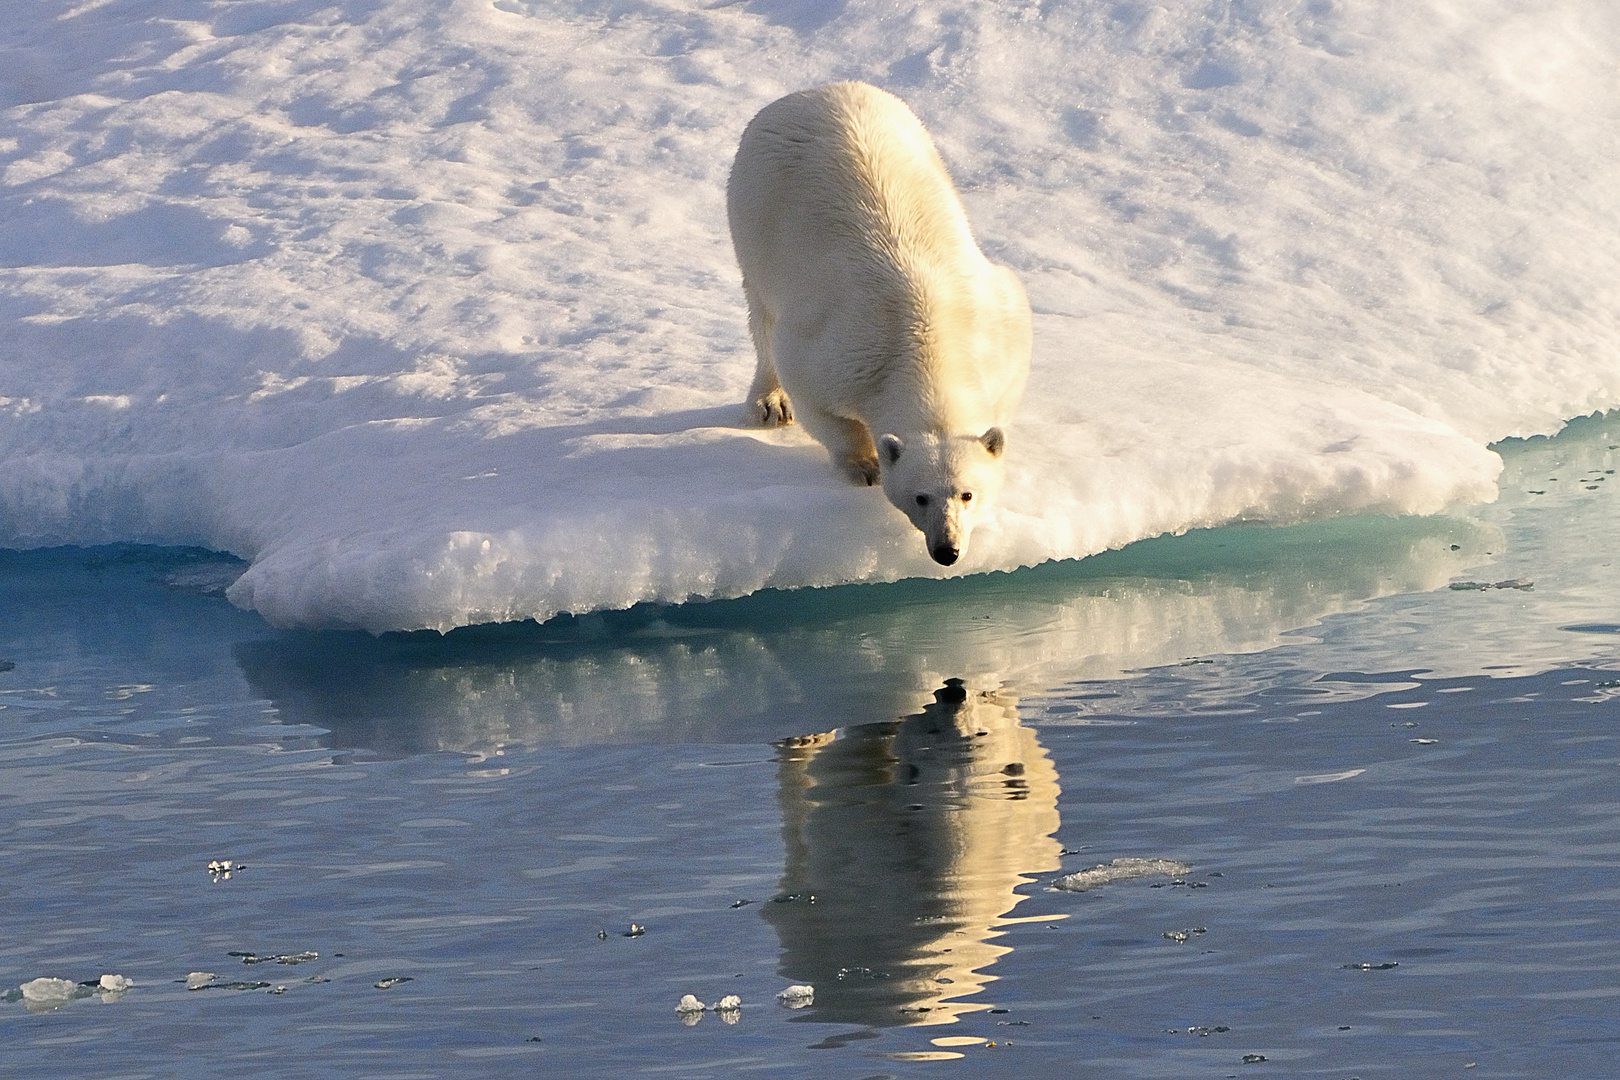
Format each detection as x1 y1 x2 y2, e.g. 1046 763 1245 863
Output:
744 281 794 427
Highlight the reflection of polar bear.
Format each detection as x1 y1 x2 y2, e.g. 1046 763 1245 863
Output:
767 682 1063 1027
727 81 1032 566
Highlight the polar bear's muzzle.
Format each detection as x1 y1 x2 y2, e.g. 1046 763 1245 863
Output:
924 507 966 565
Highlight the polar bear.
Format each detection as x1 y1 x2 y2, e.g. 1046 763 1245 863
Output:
727 81 1032 566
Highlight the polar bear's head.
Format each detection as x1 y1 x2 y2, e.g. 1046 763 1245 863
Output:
877 428 1006 566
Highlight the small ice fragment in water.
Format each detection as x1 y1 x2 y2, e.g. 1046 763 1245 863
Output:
730 899 752 908
374 977 412 989
98 974 133 993
1053 857 1192 892
1295 768 1365 785
186 972 217 990
1243 1053 1268 1063
208 859 244 881
20 978 77 1004
1342 962 1398 970
1410 738 1439 744
1163 928 1207 943
713 994 741 1011
267 986 287 995
776 984 814 1008
676 994 706 1014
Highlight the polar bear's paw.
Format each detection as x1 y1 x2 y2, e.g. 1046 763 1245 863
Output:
755 388 794 427
842 453 880 487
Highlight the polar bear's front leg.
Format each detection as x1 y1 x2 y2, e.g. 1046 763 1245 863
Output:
801 410 880 486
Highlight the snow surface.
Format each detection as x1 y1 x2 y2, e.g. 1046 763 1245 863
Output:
1 0 1616 631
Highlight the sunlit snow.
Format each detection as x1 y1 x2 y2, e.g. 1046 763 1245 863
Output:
1 0 1615 631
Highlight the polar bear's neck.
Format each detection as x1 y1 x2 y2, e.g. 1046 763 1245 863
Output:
857 289 1011 437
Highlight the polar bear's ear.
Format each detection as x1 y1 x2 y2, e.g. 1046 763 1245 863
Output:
980 427 1006 457
879 434 904 464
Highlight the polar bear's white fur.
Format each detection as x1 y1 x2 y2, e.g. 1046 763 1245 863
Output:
727 81 1032 566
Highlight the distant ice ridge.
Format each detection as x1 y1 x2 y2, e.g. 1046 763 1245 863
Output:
0 0 1615 631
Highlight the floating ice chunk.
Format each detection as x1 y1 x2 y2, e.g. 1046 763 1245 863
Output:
373 977 412 989
185 972 216 990
776 984 814 1008
676 993 706 1025
713 994 741 1011
20 977 77 1004
98 974 133 993
1052 857 1193 892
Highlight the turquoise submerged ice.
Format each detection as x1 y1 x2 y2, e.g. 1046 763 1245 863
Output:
1 0 1617 631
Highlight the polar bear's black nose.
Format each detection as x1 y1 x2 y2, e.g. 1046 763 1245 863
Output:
931 544 959 566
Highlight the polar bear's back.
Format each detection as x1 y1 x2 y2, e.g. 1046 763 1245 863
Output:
727 82 984 298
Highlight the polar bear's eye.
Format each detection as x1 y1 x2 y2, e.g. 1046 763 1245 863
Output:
915 494 929 507
960 492 973 502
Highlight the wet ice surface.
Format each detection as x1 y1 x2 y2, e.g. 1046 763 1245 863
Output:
3 420 1620 1077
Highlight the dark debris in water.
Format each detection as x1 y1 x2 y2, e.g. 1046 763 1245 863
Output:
842 965 894 984
1242 1053 1268 1063
622 924 646 937
230 951 318 965
1449 579 1533 591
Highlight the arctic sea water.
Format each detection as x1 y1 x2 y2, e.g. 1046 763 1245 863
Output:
3 415 1619 1078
